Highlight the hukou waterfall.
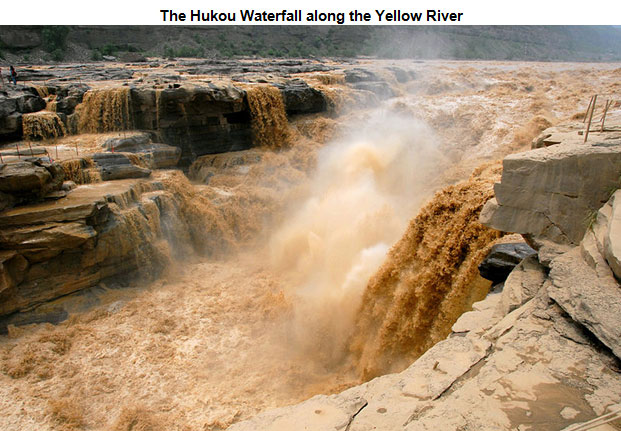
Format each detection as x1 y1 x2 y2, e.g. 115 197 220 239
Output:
1 56 620 431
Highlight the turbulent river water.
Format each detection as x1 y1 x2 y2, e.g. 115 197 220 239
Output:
1 61 620 431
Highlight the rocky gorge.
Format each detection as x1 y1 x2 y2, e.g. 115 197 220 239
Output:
230 117 621 431
0 58 619 430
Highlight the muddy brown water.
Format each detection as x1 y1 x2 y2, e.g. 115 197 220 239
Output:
1 61 619 431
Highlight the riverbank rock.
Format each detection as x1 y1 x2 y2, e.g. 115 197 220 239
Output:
229 290 621 431
604 190 621 280
274 79 327 115
478 242 537 283
0 158 64 209
497 254 547 315
228 123 621 430
102 132 181 169
480 133 621 264
0 171 198 331
91 153 151 181
0 88 46 140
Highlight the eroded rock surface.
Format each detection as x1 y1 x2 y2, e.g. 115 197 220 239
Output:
230 291 621 431
0 172 199 331
478 242 537 283
480 132 621 263
228 122 621 430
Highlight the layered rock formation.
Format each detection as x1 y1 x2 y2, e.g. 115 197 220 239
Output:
228 122 621 430
0 158 64 210
0 86 46 140
480 121 621 264
1 80 330 167
0 171 199 332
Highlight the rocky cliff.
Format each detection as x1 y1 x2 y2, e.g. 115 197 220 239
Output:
0 170 204 331
227 120 621 430
0 60 333 166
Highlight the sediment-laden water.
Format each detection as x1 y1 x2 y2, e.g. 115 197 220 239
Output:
1 61 619 431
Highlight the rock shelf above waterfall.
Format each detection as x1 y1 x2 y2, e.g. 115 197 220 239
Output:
227 118 621 430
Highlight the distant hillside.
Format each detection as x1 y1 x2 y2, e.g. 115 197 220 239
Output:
1 26 620 64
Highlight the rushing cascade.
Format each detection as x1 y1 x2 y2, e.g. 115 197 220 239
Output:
350 163 504 379
76 88 134 134
22 112 67 141
245 85 291 149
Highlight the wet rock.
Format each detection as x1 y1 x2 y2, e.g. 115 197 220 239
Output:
0 112 22 139
0 95 18 118
352 81 396 99
0 161 51 195
344 68 379 83
0 191 15 212
102 133 182 169
91 153 151 181
54 84 90 115
0 222 97 259
478 242 537 283
0 158 64 205
61 180 77 191
130 84 252 166
0 89 46 139
135 144 181 169
0 178 185 321
14 92 46 113
273 80 327 115
8 69 57 82
0 251 27 294
102 132 152 151
0 191 107 227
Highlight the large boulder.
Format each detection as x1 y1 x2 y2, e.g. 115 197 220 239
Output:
0 88 47 140
480 137 621 263
54 84 90 115
101 133 181 169
90 153 152 181
478 242 537 283
548 247 621 359
14 92 46 113
344 68 379 83
0 158 64 206
102 132 152 151
274 80 327 115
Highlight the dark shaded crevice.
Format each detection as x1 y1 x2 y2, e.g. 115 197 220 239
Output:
343 400 368 431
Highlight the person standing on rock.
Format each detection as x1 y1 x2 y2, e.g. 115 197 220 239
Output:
0 67 5 89
9 66 17 85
